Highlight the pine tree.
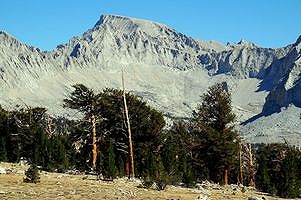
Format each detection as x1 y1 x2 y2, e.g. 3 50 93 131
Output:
101 139 117 179
6 113 21 163
182 155 195 187
64 84 102 170
153 156 170 190
0 137 7 161
193 82 240 184
161 137 181 183
144 150 157 178
162 121 198 185
142 154 170 191
278 147 301 197
255 143 292 196
0 106 8 161
256 151 272 193
51 136 69 172
99 88 165 177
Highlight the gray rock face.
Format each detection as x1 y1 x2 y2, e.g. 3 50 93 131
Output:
0 15 290 87
206 42 289 78
0 14 300 143
263 38 301 113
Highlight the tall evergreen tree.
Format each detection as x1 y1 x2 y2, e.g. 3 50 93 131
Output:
256 144 287 195
63 84 102 170
193 82 239 184
6 115 20 163
99 88 165 177
100 138 117 179
278 146 301 197
162 121 198 185
255 146 273 193
0 106 8 161
6 107 47 163
0 137 7 161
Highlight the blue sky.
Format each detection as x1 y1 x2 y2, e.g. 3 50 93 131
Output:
0 0 300 51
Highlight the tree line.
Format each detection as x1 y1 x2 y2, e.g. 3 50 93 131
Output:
0 83 300 197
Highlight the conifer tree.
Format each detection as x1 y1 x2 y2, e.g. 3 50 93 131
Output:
6 107 47 163
100 138 117 179
0 106 8 161
4 110 20 163
162 121 197 185
51 135 69 171
0 137 7 161
182 158 195 187
99 88 165 177
64 84 102 170
278 146 301 197
256 157 271 192
256 144 286 195
193 82 239 184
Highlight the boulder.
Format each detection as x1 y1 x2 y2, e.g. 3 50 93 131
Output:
0 166 6 174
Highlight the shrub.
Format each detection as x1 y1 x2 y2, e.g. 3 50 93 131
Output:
141 177 154 189
23 164 40 183
141 156 171 191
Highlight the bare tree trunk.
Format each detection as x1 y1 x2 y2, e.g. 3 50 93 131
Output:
46 117 55 138
244 143 255 187
224 168 229 185
238 144 243 185
247 144 255 187
91 113 97 170
122 69 135 178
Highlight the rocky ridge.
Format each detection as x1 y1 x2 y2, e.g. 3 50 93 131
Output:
0 14 301 144
263 37 301 113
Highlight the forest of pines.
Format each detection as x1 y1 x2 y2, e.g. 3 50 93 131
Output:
0 83 301 197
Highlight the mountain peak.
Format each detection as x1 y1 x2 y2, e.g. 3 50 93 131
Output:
94 14 130 27
237 39 256 47
93 14 168 31
95 14 150 26
0 31 19 44
0 31 12 39
295 35 301 45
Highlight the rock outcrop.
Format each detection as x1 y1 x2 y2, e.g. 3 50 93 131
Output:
263 36 301 113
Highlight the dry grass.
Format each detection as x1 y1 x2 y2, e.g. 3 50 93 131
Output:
0 173 199 200
0 163 292 200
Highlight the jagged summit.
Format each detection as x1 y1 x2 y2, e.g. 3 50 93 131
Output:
0 14 301 144
91 14 181 41
0 31 15 41
237 39 256 47
295 35 301 45
0 30 30 50
0 31 11 36
94 14 134 28
94 14 168 29
0 31 8 36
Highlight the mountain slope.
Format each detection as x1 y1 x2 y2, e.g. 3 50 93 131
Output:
262 37 301 113
0 14 300 144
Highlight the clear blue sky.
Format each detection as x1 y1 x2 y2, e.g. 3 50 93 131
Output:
0 0 300 51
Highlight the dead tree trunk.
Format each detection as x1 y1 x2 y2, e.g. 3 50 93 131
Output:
122 69 135 178
238 143 243 185
91 112 97 170
46 117 55 138
224 167 229 185
244 143 255 187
